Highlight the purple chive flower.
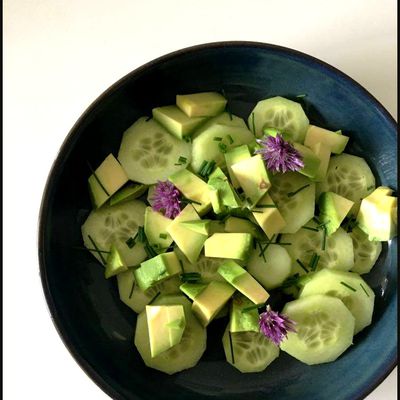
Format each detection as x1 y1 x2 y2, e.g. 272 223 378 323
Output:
152 180 181 219
259 305 296 346
255 133 304 173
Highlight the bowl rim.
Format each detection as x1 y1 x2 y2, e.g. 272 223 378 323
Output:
38 40 397 400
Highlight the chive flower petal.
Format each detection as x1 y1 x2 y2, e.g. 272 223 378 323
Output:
259 305 296 346
152 180 181 219
255 133 304 173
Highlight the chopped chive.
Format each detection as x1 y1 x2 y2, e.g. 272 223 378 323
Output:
340 281 357 292
228 331 235 364
218 142 228 153
87 161 110 196
179 259 185 273
159 233 168 239
252 210 263 213
251 112 256 136
198 160 208 176
149 292 161 305
287 184 310 198
302 226 319 232
128 273 136 299
258 235 275 258
321 226 327 250
180 272 201 283
181 197 202 205
126 237 136 248
360 283 370 297
227 134 234 144
367 185 374 191
87 235 107 264
178 156 187 163
255 204 277 208
241 302 267 313
144 244 157 258
275 234 282 243
205 160 216 177
296 94 307 98
137 226 146 243
308 253 320 271
296 259 309 273
213 136 223 141
257 241 266 262
72 246 111 254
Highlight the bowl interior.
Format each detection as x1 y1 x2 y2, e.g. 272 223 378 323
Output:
39 43 397 400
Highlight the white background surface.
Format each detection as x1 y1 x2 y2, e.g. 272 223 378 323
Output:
3 0 397 399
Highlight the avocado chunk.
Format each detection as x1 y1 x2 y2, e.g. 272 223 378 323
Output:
318 192 354 235
176 92 227 117
180 219 210 235
191 281 235 326
224 145 251 188
229 294 260 333
308 142 331 182
208 167 241 213
292 143 321 180
224 216 263 239
88 154 129 208
168 169 211 215
109 182 148 206
231 155 271 206
144 207 173 253
218 260 270 305
204 233 252 261
251 192 286 238
179 282 208 301
104 244 128 279
152 105 207 140
134 251 182 291
146 304 186 357
304 125 349 154
357 187 397 241
166 204 208 263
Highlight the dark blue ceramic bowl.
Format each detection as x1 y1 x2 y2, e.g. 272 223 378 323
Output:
39 42 397 400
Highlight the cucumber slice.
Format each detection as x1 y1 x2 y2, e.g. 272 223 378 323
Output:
247 245 292 290
282 221 354 273
118 117 191 184
175 248 227 283
280 294 355 365
117 270 180 313
248 96 309 142
299 269 375 334
190 124 254 173
222 325 279 373
350 227 382 275
134 294 206 374
268 172 315 234
81 200 147 266
316 153 375 215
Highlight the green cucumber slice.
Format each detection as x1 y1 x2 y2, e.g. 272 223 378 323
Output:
268 172 315 234
299 269 375 334
190 124 254 173
222 325 279 373
134 294 206 374
247 245 292 290
118 117 191 184
81 200 147 266
248 96 309 142
280 294 355 365
117 271 180 313
282 220 354 273
316 153 375 215
350 227 382 275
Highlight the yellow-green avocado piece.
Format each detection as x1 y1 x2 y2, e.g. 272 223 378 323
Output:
229 294 260 333
191 281 235 326
144 207 173 253
292 143 321 180
104 244 128 279
146 304 186 357
304 125 349 154
176 92 227 117
357 186 397 241
218 260 269 305
134 251 182 291
224 145 251 188
88 153 129 208
204 233 252 261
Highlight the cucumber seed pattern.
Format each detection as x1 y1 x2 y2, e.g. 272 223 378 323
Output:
101 211 138 245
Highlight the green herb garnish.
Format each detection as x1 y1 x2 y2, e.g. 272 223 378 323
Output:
87 235 107 264
137 226 146 243
218 142 228 153
148 292 161 305
72 246 110 254
257 241 266 262
179 259 185 273
296 259 309 273
126 237 136 248
87 161 110 196
251 112 256 136
180 272 201 283
229 331 235 364
322 226 327 250
302 226 319 232
128 272 136 299
159 233 168 239
255 204 277 208
287 184 310 197
309 253 320 271
213 137 223 141
198 160 208 176
227 134 234 144
360 283 370 297
340 281 357 292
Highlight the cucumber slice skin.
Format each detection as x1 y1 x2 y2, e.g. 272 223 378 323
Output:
134 295 206 374
350 227 382 275
316 153 375 216
118 117 192 185
222 325 279 373
247 245 292 290
299 269 375 334
81 200 147 266
268 172 316 234
280 294 355 365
